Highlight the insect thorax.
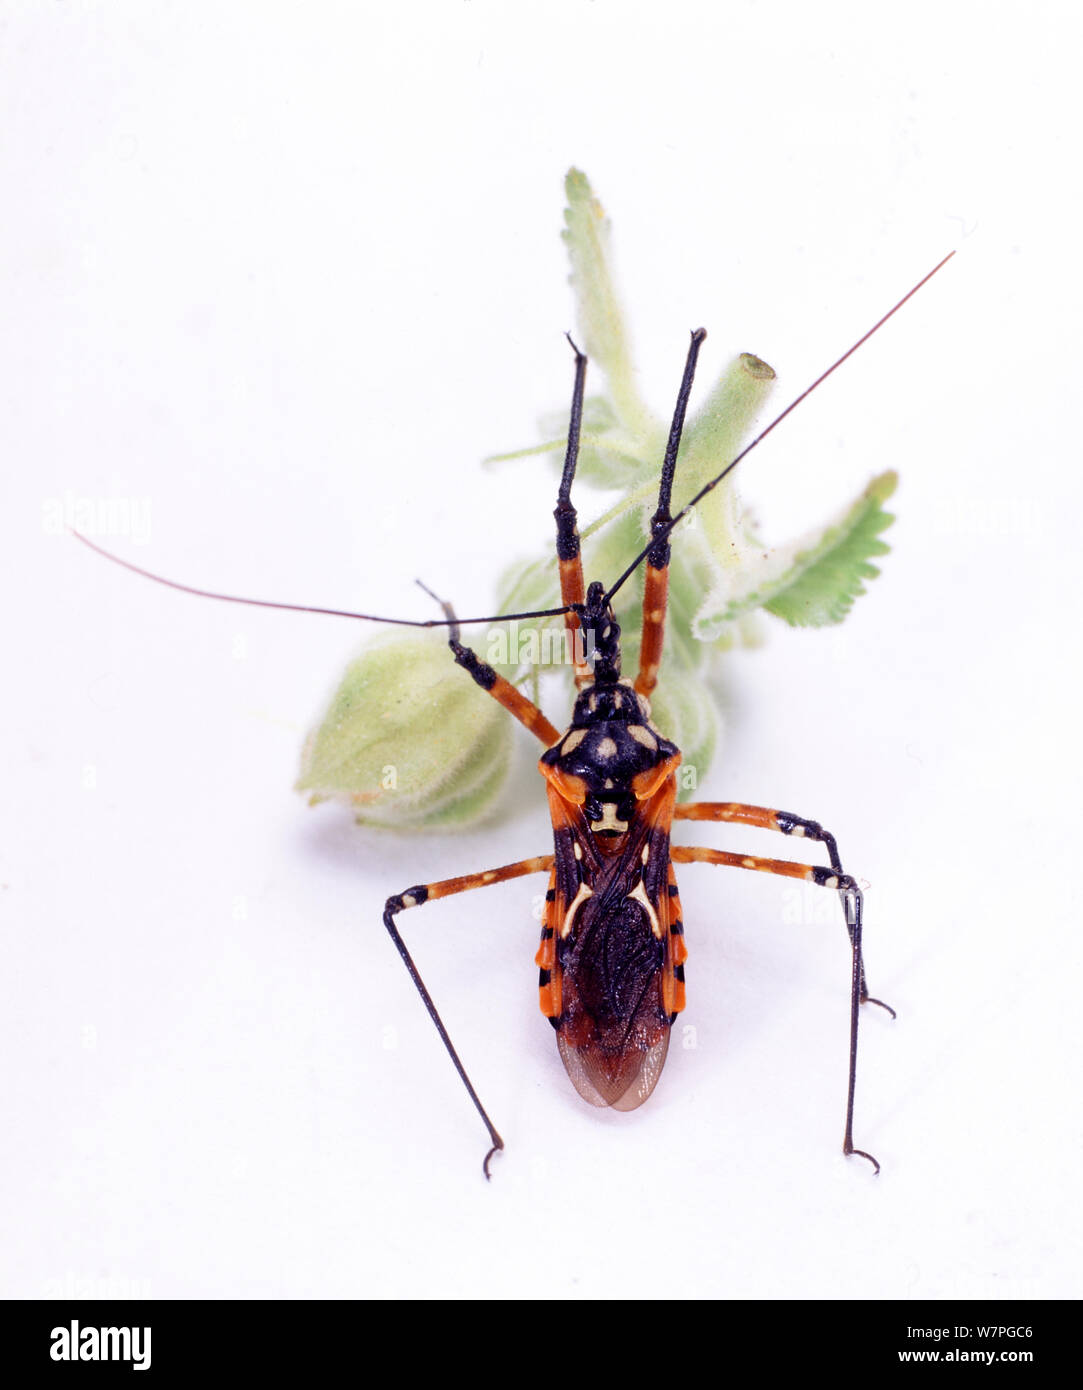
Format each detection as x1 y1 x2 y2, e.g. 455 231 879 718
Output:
540 679 679 835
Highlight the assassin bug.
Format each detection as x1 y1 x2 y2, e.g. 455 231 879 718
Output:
75 250 953 1178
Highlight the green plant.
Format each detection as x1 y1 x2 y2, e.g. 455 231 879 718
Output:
297 169 896 829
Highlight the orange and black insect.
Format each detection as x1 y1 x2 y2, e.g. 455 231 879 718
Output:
75 251 953 1179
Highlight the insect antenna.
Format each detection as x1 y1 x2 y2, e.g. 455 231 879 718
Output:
71 528 575 630
414 579 473 648
75 252 953 635
603 250 956 607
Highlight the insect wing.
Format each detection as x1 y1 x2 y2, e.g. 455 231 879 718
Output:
544 789 678 1110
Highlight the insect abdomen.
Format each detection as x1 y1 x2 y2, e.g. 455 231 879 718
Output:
552 879 672 1111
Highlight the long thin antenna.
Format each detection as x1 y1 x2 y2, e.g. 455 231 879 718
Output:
604 250 955 606
71 530 574 629
76 252 954 632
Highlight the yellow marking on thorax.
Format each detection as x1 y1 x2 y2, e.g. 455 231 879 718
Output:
628 724 658 751
562 728 587 754
590 803 628 832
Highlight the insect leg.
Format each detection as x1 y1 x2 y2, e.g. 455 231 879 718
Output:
383 854 554 1178
671 844 884 1173
417 585 561 746
635 328 707 697
448 638 561 746
673 801 893 1015
552 338 593 688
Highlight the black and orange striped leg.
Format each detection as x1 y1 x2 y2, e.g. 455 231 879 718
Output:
554 338 592 687
383 854 554 1178
635 328 706 698
673 801 893 1016
671 844 886 1174
449 640 561 746
417 583 561 746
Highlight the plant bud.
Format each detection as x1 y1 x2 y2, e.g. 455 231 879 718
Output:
297 631 513 829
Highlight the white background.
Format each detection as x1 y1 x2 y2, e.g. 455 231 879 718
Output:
3 1 1079 1300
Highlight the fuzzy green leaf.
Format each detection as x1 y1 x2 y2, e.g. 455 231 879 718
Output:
692 472 898 638
562 168 651 439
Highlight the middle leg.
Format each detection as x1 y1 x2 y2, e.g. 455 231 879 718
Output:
674 801 893 1014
